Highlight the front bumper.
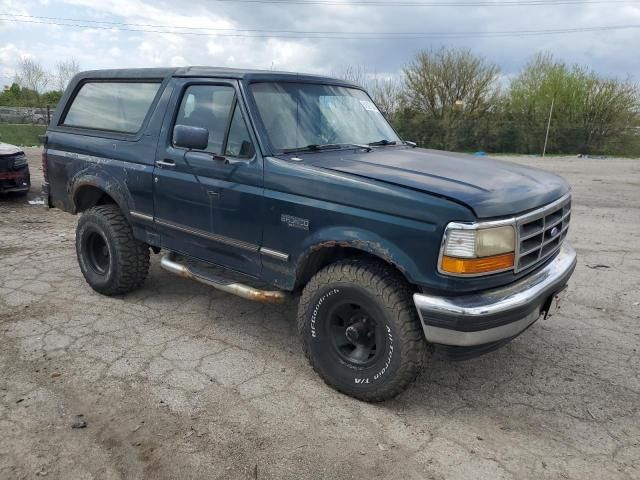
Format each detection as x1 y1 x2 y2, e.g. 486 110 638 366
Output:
0 167 30 193
413 242 577 348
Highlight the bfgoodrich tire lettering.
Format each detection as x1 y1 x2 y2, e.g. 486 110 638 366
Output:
298 259 426 402
76 205 150 296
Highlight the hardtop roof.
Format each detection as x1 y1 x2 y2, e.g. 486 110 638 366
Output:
74 67 361 88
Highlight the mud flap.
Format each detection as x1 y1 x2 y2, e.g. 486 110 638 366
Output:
542 286 568 320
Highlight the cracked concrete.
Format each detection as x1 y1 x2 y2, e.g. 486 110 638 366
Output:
1 148 639 479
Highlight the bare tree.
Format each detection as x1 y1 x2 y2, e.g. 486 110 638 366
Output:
339 65 368 87
55 58 80 91
403 47 501 118
337 66 403 118
14 57 50 93
368 77 402 118
400 47 501 150
581 76 639 152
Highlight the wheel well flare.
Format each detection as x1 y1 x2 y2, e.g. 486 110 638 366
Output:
295 242 410 291
73 185 117 213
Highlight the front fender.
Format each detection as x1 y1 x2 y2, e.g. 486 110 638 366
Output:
295 225 428 285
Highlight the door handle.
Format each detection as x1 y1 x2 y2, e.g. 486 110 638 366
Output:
156 160 175 169
207 190 220 199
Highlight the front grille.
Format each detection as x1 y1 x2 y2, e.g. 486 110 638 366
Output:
515 194 571 272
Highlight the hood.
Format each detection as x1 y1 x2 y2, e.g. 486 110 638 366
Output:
0 142 23 157
294 147 570 218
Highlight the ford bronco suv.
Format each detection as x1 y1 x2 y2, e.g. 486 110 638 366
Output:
43 68 576 401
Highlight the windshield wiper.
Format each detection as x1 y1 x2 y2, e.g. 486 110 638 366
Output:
283 143 372 154
282 144 335 154
368 139 397 146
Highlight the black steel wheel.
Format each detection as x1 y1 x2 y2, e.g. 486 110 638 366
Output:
327 301 384 367
84 230 110 274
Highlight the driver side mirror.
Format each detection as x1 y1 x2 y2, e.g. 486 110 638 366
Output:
173 124 209 150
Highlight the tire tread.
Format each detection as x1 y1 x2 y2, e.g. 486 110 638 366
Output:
77 205 150 296
297 258 426 402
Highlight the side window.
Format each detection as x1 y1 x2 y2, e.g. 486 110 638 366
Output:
62 81 161 133
225 104 255 159
174 85 234 154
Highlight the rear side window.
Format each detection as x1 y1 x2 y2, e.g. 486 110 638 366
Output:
62 81 161 133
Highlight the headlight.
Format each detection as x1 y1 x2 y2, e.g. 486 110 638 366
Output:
12 154 27 168
440 223 516 276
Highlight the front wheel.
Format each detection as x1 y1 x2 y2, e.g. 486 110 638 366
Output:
76 204 150 296
297 259 426 402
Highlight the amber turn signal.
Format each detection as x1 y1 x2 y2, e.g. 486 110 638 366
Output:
441 252 515 275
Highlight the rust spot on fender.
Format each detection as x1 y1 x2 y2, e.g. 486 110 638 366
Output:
303 239 406 276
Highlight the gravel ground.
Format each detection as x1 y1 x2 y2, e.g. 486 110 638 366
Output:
1 148 639 480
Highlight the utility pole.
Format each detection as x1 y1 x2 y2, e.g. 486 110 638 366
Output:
542 97 555 159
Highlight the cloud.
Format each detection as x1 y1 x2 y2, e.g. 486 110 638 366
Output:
207 41 224 56
0 0 638 86
170 55 188 66
0 43 35 65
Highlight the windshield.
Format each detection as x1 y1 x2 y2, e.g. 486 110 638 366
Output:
250 82 400 152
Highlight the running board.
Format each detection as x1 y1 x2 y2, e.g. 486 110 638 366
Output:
160 253 289 304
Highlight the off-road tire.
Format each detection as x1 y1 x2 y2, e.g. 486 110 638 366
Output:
298 258 426 402
76 204 150 296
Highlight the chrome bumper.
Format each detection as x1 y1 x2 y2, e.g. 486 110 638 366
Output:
413 242 577 347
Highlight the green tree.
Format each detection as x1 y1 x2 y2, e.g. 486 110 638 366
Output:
506 53 640 155
0 58 76 114
0 83 39 107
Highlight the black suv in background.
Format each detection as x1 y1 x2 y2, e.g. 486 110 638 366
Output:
0 142 30 196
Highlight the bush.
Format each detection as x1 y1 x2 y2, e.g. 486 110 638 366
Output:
0 124 46 146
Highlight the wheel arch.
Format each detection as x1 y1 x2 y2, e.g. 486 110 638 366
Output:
70 173 130 215
293 229 420 292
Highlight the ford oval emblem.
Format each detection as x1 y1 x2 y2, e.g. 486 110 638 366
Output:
550 226 560 237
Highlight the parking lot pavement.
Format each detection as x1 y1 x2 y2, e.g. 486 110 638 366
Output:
1 147 639 479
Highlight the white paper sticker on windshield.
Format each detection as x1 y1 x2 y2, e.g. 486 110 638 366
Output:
360 100 379 112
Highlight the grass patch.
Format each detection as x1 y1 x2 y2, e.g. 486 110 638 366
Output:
0 124 46 146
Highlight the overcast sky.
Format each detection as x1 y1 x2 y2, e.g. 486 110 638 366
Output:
1 0 639 87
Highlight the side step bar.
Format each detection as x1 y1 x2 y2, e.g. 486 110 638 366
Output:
160 253 289 304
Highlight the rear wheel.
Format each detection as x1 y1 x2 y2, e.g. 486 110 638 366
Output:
76 205 150 295
298 259 426 402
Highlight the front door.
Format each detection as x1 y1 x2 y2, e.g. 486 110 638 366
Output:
153 78 263 277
